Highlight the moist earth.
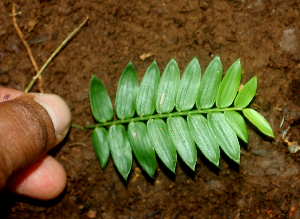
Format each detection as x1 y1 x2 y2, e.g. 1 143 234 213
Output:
1 0 300 218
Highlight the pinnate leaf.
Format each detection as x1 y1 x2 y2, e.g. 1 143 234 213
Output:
167 116 197 170
187 115 220 167
216 59 242 108
242 108 274 138
92 127 110 168
128 122 156 178
115 61 139 119
147 119 177 173
208 113 240 164
136 61 160 116
89 75 113 122
176 57 201 112
89 56 275 179
196 55 222 109
234 76 257 109
156 58 180 113
108 125 132 180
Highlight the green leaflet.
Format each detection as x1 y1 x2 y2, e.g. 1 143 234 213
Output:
167 116 197 170
243 108 274 138
128 122 156 178
196 55 222 109
208 112 240 164
176 57 201 112
89 75 113 122
136 61 160 116
234 76 257 109
108 125 132 180
224 110 248 143
115 61 139 119
147 119 177 173
92 127 110 169
187 115 220 167
156 58 180 113
216 59 242 108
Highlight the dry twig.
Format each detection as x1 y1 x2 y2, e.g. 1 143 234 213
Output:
12 2 89 93
12 2 44 92
24 16 89 93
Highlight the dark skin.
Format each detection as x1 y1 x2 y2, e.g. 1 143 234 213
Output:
0 87 71 200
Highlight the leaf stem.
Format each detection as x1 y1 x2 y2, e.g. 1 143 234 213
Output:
83 107 243 129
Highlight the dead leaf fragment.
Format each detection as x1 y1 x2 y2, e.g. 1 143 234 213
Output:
26 19 38 32
139 52 153 60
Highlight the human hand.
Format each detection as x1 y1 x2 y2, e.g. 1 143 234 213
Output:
0 87 71 200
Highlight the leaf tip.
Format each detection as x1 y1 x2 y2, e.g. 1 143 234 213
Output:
170 57 177 64
268 130 275 139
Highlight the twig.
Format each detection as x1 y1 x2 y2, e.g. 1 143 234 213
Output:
24 16 89 93
12 2 43 92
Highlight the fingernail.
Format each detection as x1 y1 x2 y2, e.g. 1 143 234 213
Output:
34 94 71 142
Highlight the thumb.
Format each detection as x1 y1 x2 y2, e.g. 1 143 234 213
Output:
0 91 71 193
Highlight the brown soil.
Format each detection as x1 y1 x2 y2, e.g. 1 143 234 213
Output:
1 0 300 218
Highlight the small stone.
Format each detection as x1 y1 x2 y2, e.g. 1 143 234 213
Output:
87 209 97 218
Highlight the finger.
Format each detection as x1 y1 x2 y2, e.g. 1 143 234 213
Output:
6 154 67 200
0 91 71 192
0 87 24 101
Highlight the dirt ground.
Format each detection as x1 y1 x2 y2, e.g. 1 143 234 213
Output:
1 0 300 218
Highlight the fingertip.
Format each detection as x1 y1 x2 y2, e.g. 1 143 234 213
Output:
34 93 72 144
7 155 67 200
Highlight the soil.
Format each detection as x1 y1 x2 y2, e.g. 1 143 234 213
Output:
1 0 300 218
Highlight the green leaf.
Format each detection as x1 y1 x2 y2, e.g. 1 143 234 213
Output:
234 76 257 109
136 60 160 116
208 112 240 164
128 122 156 178
243 108 274 138
167 117 197 171
156 58 180 113
92 127 110 169
108 125 132 180
187 115 220 167
147 119 177 173
176 57 201 112
224 110 248 143
196 55 222 109
216 59 242 108
115 61 139 119
89 75 113 122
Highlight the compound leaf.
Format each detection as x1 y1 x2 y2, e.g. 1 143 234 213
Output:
88 56 274 180
136 61 160 116
234 76 257 109
176 57 201 112
208 112 240 164
216 59 242 108
156 58 180 113
147 119 177 173
196 55 222 109
243 108 274 138
167 116 197 171
128 122 156 178
224 110 248 143
187 115 220 167
108 125 132 180
92 127 110 169
89 75 113 122
115 61 139 119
